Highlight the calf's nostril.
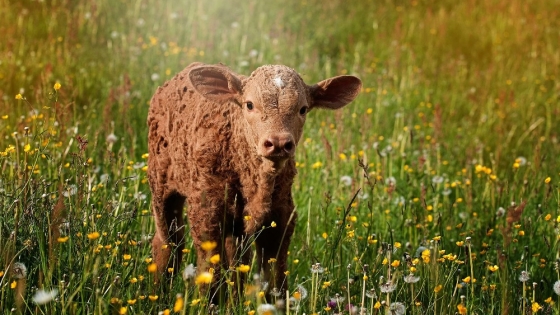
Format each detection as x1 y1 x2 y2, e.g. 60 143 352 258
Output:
283 141 294 152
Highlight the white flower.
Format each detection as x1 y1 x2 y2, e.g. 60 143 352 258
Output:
385 176 396 186
496 207 506 217
554 280 560 295
516 156 527 166
106 133 118 144
257 304 277 315
432 175 444 184
182 264 196 281
340 175 352 186
32 289 59 305
151 73 160 81
311 263 324 274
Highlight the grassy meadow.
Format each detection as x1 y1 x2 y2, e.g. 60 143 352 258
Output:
1 0 559 314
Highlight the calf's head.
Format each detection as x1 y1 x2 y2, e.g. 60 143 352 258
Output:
189 64 362 168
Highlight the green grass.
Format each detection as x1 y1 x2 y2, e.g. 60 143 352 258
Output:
1 0 559 314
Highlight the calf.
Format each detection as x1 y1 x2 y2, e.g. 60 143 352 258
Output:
147 62 361 298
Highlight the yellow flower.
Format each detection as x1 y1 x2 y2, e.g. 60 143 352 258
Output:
488 265 499 272
127 299 136 305
339 153 347 161
57 236 69 243
147 263 157 273
322 232 328 239
271 221 277 228
434 284 442 293
311 161 323 169
293 291 301 300
545 177 551 184
391 260 400 268
15 94 23 100
456 241 464 246
201 241 217 251
209 254 220 264
118 306 127 315
237 264 251 273
545 214 552 221
248 311 255 315
190 299 201 306
457 303 467 315
374 301 381 309
195 272 213 285
123 254 132 260
87 232 100 240
545 297 553 304
148 295 158 301
173 295 184 312
463 276 476 283
322 281 331 289
54 82 61 90
11 280 17 289
532 302 541 313
382 258 388 265
421 249 430 263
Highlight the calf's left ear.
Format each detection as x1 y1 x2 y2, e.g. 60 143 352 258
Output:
309 75 362 110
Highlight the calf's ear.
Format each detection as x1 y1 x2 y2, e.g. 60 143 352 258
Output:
188 65 242 103
309 75 362 110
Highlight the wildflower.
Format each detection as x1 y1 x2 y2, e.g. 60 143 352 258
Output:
15 94 23 100
190 299 201 306
519 271 530 282
32 289 59 305
403 274 420 284
147 263 157 273
11 280 17 289
488 265 499 272
432 175 444 184
374 301 381 309
195 272 213 285
388 302 406 315
532 302 541 312
148 295 158 301
271 221 277 228
54 83 61 90
173 294 184 312
553 280 560 295
457 303 467 315
57 236 69 243
209 254 220 264
257 304 277 315
340 175 352 186
118 306 127 314
434 285 443 293
312 161 323 169
545 214 552 221
123 254 132 260
421 249 430 263
545 177 551 184
11 262 27 279
87 232 101 240
201 241 217 251
365 289 377 299
322 281 331 289
237 264 251 273
391 260 400 268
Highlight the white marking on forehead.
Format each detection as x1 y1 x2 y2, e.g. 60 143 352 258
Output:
273 76 285 88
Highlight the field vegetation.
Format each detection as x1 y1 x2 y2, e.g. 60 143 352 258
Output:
0 0 559 314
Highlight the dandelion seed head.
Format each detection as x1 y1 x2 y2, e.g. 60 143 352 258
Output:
340 175 353 186
403 273 420 284
32 289 59 305
11 262 27 279
257 304 277 315
519 271 530 283
387 302 406 315
380 281 397 293
182 264 196 281
553 280 560 295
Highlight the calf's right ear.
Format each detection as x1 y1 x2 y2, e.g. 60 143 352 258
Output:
188 65 242 103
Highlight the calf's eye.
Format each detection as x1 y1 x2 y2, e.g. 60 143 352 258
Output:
299 106 309 115
246 102 254 110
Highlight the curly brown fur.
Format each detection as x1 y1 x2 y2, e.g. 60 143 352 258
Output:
147 62 361 301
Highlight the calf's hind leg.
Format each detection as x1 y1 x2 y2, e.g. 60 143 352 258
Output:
152 190 186 278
